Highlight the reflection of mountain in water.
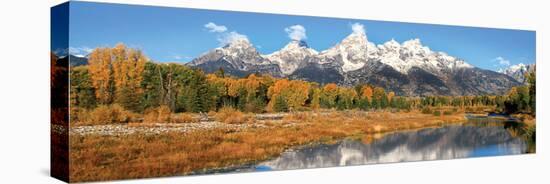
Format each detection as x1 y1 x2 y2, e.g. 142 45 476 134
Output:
256 125 526 170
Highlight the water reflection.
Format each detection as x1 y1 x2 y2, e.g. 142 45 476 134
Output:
252 123 527 171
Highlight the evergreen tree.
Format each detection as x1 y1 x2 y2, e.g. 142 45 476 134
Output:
273 95 288 112
141 62 162 110
70 66 97 109
527 69 536 116
358 98 370 110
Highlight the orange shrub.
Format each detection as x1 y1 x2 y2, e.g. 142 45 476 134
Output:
77 104 136 125
215 107 248 124
144 105 172 123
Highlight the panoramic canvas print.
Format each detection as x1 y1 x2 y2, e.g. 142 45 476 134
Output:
51 1 536 182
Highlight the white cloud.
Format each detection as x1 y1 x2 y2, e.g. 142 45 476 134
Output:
351 22 365 35
204 22 227 33
69 46 93 57
172 54 192 61
284 25 307 41
203 22 248 46
218 31 249 45
493 56 511 66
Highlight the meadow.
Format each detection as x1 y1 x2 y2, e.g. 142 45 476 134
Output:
69 109 470 182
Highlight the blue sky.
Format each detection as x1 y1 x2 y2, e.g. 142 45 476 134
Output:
62 1 536 71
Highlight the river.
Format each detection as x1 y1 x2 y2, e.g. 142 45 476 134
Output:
229 121 530 172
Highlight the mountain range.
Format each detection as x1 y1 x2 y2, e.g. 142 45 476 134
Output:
67 55 88 66
498 63 536 84
187 31 522 96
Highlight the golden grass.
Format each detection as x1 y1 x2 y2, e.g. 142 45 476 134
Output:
214 107 252 124
282 112 312 123
74 104 138 126
69 110 467 182
170 113 199 123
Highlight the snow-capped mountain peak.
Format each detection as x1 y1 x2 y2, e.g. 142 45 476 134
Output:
220 38 254 53
322 31 368 56
341 31 368 47
319 32 370 72
188 36 283 77
279 40 317 53
266 40 318 75
499 63 535 83
382 39 401 49
376 38 472 73
189 28 519 96
500 63 527 73
401 38 432 56
215 38 272 65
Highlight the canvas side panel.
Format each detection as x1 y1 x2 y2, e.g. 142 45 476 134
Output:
51 2 70 182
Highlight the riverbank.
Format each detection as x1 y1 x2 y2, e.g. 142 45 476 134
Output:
69 110 468 182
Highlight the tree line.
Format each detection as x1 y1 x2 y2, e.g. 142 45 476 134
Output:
69 44 536 117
